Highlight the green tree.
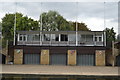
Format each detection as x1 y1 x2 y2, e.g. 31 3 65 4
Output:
105 27 116 42
0 22 1 31
69 21 90 31
104 27 116 47
39 10 73 31
2 12 38 42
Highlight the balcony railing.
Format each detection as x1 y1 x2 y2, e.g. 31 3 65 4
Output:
17 41 104 46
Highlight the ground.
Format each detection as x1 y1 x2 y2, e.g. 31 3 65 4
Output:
1 65 119 76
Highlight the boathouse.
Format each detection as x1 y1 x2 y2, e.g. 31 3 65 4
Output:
10 30 106 66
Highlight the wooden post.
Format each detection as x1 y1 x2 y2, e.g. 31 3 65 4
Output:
112 41 115 67
5 40 8 64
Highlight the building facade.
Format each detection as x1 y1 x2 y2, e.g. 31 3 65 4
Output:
10 31 106 66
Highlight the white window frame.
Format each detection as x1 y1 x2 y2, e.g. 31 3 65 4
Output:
93 35 103 42
19 34 27 42
19 34 23 41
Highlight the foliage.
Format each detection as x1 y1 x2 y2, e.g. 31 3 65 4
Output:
117 34 120 41
69 21 90 31
39 10 90 31
2 12 38 42
2 10 91 47
0 22 1 31
105 27 116 42
39 10 73 31
104 27 116 48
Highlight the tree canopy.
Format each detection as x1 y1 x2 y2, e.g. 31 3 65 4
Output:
2 12 38 41
2 10 92 47
39 10 73 31
39 10 90 31
0 22 1 31
104 27 116 48
105 27 116 42
69 21 90 31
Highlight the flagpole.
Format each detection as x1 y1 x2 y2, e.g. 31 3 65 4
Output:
40 2 42 45
76 2 78 46
13 2 17 46
104 2 106 46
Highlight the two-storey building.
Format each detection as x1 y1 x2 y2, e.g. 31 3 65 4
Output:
11 30 106 66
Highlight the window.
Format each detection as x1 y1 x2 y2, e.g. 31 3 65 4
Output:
94 36 102 42
86 35 93 42
19 34 27 41
69 34 76 42
27 35 33 41
81 35 86 41
23 35 26 41
99 37 102 42
19 35 23 41
95 37 97 41
51 34 55 41
61 34 68 41
33 34 40 41
81 35 93 42
44 34 50 41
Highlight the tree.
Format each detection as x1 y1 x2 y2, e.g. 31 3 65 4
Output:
104 27 116 47
2 12 38 42
117 34 120 41
0 22 1 32
105 27 116 42
39 10 73 31
69 21 90 31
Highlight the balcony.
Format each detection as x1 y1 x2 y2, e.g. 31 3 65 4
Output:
17 41 104 46
16 31 105 46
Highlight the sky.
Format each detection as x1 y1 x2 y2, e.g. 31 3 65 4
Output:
0 0 119 35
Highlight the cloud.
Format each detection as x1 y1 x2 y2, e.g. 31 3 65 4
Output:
0 0 120 2
0 2 118 33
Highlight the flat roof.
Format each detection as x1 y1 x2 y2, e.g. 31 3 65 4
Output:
17 31 104 34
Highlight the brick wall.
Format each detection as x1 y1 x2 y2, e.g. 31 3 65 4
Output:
41 49 49 65
14 49 23 64
68 50 76 65
96 50 105 66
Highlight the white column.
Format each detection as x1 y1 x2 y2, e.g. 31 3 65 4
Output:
67 34 69 46
76 31 78 46
40 34 42 45
76 2 78 46
26 35 27 41
17 34 19 42
104 31 106 46
40 2 42 45
50 34 51 45
59 34 61 42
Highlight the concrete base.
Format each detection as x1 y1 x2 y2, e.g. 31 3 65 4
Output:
1 65 119 76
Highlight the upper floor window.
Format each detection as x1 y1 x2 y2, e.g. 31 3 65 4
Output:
19 34 27 41
94 36 102 42
81 35 93 42
19 35 23 41
99 37 102 42
61 34 68 41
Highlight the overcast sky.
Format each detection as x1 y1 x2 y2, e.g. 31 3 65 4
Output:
0 1 119 34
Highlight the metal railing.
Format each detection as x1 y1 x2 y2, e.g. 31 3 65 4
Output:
17 41 104 46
